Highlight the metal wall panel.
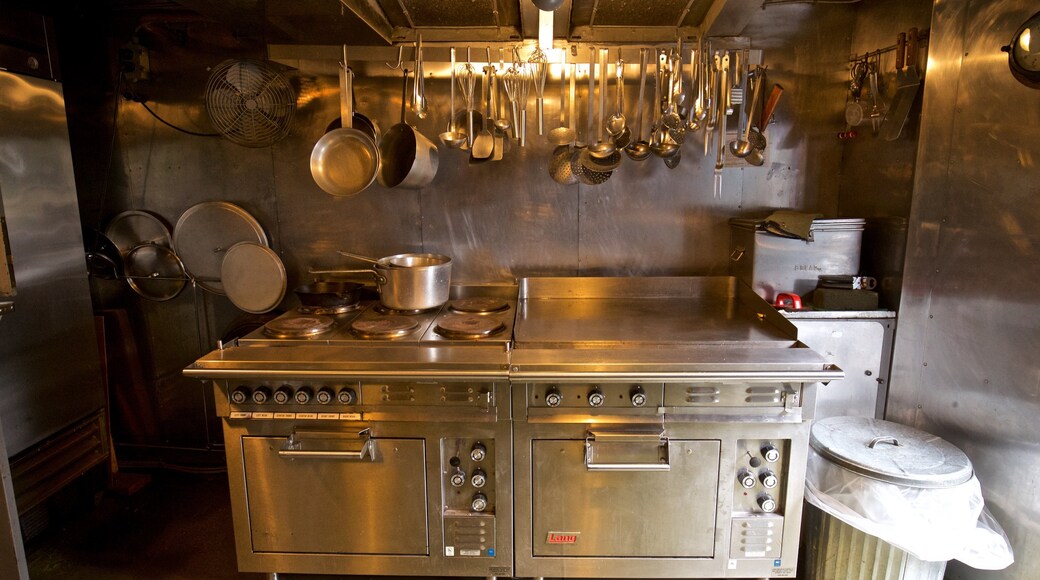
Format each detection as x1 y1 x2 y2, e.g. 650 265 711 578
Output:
887 1 1040 578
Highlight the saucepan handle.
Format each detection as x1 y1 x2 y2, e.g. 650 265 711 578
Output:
309 267 387 286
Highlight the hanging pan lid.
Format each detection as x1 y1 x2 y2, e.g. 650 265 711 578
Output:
810 416 974 489
221 242 286 314
125 243 187 302
173 202 268 295
105 210 172 255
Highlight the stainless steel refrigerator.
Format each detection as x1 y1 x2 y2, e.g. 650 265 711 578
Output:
0 8 107 529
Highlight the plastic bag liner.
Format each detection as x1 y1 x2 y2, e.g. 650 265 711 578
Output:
804 445 1014 569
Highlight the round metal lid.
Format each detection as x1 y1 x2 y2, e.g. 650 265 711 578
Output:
434 314 506 339
810 417 973 488
449 297 510 314
221 242 286 314
173 202 268 295
350 316 419 339
263 315 334 338
124 244 187 302
105 210 172 255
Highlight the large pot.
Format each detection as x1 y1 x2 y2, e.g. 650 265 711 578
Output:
313 253 451 311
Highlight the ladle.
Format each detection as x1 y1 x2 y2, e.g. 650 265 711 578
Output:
549 63 576 145
688 45 707 132
624 48 652 161
439 47 467 148
606 49 627 138
492 51 511 135
588 48 617 158
649 50 679 159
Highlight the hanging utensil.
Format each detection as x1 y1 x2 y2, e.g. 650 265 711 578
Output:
606 49 627 138
625 48 651 161
714 52 730 199
310 45 380 197
439 47 467 148
493 49 512 135
458 48 478 148
650 50 679 159
471 61 495 160
549 63 576 145
377 65 440 189
588 48 616 158
882 28 921 141
528 48 549 136
688 44 707 132
412 35 427 119
730 67 765 158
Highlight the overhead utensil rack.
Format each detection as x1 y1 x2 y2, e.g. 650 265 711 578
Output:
846 29 930 63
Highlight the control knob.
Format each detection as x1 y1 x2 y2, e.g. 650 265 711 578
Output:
762 443 781 463
273 386 293 405
470 442 487 462
757 493 777 513
251 387 271 404
471 493 489 512
545 387 562 408
294 387 313 404
230 387 250 405
337 388 357 405
760 470 779 489
737 469 757 489
587 387 605 407
471 469 487 488
630 385 647 407
315 388 334 405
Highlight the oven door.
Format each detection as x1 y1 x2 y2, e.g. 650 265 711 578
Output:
241 430 429 555
530 428 720 557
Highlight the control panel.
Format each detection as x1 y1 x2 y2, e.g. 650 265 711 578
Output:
729 439 789 561
223 380 496 419
732 438 789 515
441 438 497 558
530 383 663 408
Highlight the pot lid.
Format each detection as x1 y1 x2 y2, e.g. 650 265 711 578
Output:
125 243 186 302
173 202 268 295
221 242 286 314
105 210 172 255
810 416 973 488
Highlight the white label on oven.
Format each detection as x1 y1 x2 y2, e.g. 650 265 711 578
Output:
318 413 338 420
229 412 251 419
252 412 273 419
274 413 294 420
459 549 480 557
296 413 318 419
339 413 362 421
728 559 738 570
445 546 455 557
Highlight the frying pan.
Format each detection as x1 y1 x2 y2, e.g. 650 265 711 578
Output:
310 46 380 197
294 281 364 309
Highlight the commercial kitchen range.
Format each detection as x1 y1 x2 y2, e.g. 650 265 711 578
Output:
186 276 841 579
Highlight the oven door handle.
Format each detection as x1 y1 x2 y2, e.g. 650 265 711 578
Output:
277 431 375 461
584 429 671 471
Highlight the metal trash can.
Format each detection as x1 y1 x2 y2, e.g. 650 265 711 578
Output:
802 417 975 580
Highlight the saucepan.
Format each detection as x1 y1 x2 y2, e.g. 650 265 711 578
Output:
311 252 451 311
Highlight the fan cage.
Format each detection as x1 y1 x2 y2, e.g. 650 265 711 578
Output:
205 59 296 148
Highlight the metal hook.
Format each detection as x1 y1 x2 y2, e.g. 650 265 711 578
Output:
385 45 404 70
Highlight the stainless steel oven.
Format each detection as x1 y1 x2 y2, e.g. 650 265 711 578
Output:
510 277 842 579
187 285 518 578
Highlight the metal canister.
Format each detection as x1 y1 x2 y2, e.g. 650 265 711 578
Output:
803 417 974 580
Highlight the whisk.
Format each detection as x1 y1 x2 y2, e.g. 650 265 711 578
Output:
528 48 549 136
502 61 531 146
457 48 477 148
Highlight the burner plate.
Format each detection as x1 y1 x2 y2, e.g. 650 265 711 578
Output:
351 316 421 339
263 315 335 338
448 297 510 314
434 314 507 339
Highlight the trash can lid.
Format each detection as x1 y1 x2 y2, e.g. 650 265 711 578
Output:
810 417 973 488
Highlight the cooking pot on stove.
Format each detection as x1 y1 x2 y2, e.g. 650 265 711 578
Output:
311 253 451 311
294 281 364 309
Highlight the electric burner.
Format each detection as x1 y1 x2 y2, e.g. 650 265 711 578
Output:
297 302 361 316
263 315 335 339
350 316 421 339
448 297 510 314
434 314 507 339
373 304 439 316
